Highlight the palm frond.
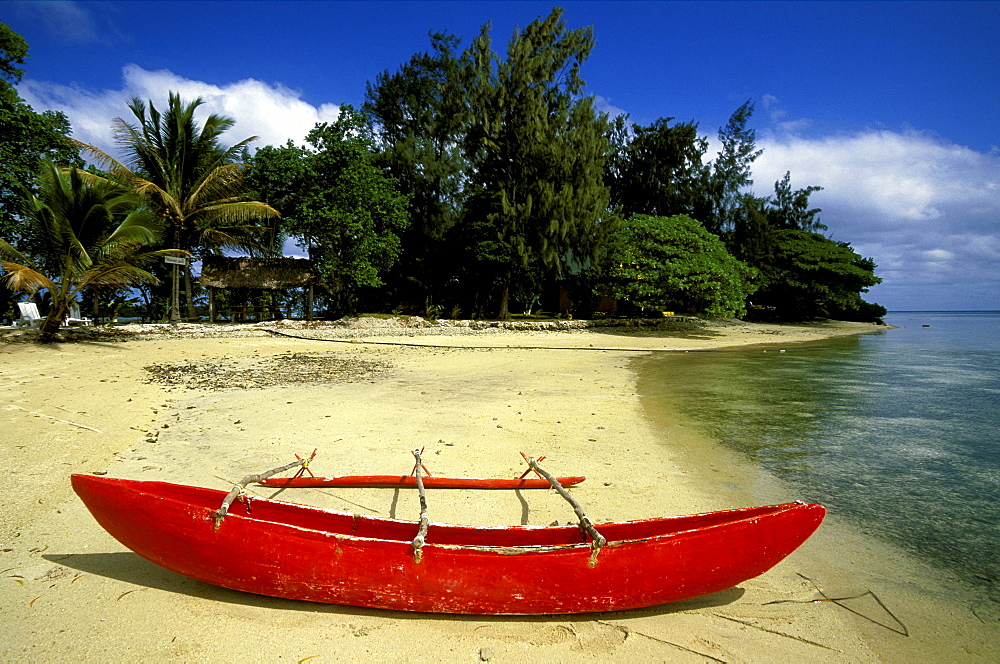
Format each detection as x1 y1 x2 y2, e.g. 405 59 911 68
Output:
13 161 169 300
1 261 57 293
70 139 140 189
99 91 277 264
66 230 92 270
196 200 281 226
197 227 273 255
186 163 246 211
79 260 160 289
201 136 257 176
72 169 122 193
0 237 31 264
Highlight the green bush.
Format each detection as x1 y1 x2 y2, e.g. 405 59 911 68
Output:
754 230 884 320
605 214 757 317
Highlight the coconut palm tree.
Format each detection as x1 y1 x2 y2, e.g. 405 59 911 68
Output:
75 92 279 321
0 162 167 340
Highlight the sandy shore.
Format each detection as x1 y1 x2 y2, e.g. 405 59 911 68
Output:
1 318 995 661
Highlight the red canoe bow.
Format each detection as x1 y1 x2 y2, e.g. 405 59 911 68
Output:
257 474 586 489
72 474 825 615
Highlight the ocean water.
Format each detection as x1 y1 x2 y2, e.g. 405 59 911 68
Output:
635 311 1000 607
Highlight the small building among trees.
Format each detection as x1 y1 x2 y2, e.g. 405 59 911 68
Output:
200 257 315 322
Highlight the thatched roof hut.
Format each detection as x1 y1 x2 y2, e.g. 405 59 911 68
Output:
201 257 314 289
201 257 316 321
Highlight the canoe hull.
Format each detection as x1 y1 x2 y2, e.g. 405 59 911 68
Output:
257 475 586 489
72 474 824 614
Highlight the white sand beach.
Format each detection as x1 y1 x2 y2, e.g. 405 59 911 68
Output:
1 318 996 661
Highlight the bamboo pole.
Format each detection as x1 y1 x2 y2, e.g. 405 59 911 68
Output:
522 453 606 564
411 448 430 563
211 456 310 529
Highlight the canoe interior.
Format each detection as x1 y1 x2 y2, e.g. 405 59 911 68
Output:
79 476 816 548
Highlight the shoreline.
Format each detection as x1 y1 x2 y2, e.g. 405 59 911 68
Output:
3 318 992 660
631 350 999 661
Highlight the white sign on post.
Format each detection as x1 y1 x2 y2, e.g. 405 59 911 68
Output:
164 256 187 266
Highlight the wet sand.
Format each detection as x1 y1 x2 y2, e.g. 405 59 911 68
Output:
2 319 994 661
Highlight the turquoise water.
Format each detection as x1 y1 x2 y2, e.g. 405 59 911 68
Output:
636 312 1000 606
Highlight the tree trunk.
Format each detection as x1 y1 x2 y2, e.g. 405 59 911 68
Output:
169 217 183 324
169 264 181 324
39 299 68 342
497 272 511 320
184 264 197 320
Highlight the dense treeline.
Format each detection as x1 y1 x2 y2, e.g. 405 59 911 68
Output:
1 10 885 329
0 23 85 324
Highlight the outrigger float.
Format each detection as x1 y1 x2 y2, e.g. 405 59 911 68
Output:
256 451 585 489
72 451 825 615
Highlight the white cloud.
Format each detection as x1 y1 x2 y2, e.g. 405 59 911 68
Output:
13 1 100 45
592 94 628 120
752 129 1000 310
922 249 954 262
760 94 811 134
17 64 340 157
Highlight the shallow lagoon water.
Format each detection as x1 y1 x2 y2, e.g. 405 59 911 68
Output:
635 311 1000 611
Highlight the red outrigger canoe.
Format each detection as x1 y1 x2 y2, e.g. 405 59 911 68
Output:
72 474 824 614
257 474 586 489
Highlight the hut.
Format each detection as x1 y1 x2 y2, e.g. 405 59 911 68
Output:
200 257 315 322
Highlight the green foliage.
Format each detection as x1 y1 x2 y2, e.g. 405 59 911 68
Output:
76 92 279 318
0 163 165 338
247 107 410 307
462 8 617 317
609 117 709 219
0 22 82 247
704 101 763 237
365 32 468 243
728 173 827 266
91 93 278 252
1 15 887 325
0 22 28 84
753 230 883 320
0 23 83 321
769 171 826 232
364 32 471 308
606 215 757 317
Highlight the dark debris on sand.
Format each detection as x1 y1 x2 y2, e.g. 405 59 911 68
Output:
144 352 390 391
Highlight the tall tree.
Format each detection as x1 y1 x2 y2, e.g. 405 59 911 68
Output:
727 192 775 268
769 171 826 232
76 93 279 320
0 163 165 339
463 8 616 318
0 23 82 319
246 107 409 314
608 117 709 219
0 22 27 84
729 174 825 276
704 100 762 237
364 33 470 309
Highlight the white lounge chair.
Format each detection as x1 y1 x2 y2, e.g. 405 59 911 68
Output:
15 302 43 328
65 303 93 326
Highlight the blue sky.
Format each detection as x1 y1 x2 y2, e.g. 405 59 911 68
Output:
4 1 998 310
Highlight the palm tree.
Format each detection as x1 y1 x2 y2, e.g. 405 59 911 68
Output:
0 162 166 340
75 92 279 321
